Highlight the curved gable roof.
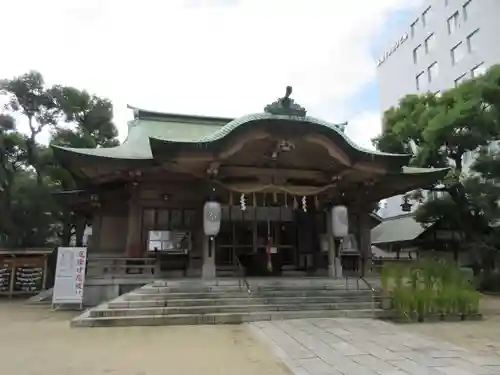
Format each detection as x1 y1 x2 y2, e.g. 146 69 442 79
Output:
51 88 414 174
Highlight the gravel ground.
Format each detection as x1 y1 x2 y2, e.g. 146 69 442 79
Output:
0 300 291 375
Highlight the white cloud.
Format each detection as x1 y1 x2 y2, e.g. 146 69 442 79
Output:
346 111 385 150
1 0 421 146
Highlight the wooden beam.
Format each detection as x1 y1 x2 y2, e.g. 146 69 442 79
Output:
217 166 330 180
161 162 206 178
353 162 387 175
217 130 270 160
304 134 351 166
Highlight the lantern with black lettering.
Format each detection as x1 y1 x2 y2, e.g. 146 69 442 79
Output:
203 201 221 257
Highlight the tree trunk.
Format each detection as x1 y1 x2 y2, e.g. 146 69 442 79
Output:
61 221 72 246
454 155 463 173
75 216 85 247
27 116 43 186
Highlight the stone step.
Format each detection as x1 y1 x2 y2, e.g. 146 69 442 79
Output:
150 278 379 288
137 284 374 294
90 301 376 317
110 295 378 308
73 309 391 327
126 289 376 300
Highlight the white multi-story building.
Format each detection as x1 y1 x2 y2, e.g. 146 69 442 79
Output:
377 0 500 217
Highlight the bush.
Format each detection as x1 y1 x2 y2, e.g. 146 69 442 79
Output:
381 259 480 321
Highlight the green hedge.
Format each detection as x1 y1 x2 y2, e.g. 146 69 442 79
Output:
380 260 480 322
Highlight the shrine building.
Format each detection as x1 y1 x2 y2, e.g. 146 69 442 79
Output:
52 88 447 279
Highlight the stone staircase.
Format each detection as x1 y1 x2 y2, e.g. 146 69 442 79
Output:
71 278 389 327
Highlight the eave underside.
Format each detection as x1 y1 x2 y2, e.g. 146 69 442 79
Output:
51 119 446 204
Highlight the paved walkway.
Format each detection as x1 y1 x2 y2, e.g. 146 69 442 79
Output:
250 318 500 375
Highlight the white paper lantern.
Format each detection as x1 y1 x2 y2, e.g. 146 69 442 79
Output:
203 201 222 236
331 205 348 238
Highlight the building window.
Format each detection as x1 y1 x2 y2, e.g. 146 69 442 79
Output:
410 19 418 38
422 7 432 27
425 33 435 54
471 63 486 78
445 0 449 6
413 45 422 64
416 71 426 91
467 29 479 53
455 73 468 87
451 42 465 65
428 62 439 83
447 12 459 34
463 0 474 21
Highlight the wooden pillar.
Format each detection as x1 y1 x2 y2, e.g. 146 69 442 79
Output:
42 255 48 290
326 210 335 277
74 214 86 247
89 213 102 252
358 212 371 276
125 184 142 258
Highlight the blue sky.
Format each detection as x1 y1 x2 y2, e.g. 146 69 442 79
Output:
1 0 423 148
343 5 420 148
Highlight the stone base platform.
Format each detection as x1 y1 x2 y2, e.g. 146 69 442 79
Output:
72 277 388 327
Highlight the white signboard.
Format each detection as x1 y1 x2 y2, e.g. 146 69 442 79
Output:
52 247 87 308
376 32 409 67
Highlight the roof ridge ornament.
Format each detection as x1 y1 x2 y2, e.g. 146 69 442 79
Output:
264 86 307 117
337 122 348 133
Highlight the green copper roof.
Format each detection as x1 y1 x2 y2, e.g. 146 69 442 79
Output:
148 112 412 169
52 117 224 160
51 88 411 167
198 112 406 158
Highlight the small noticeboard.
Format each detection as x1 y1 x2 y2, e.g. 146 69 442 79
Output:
52 247 87 309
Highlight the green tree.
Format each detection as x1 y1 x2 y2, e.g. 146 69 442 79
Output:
374 64 500 269
1 71 59 185
47 86 120 246
51 86 119 148
0 71 120 248
0 115 28 241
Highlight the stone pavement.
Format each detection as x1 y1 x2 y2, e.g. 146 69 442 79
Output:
250 318 500 375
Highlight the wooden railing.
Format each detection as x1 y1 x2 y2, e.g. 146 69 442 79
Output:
86 256 156 278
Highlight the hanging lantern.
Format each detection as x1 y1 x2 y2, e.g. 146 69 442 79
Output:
240 193 246 211
301 196 307 212
203 201 221 237
331 205 348 238
401 196 412 212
